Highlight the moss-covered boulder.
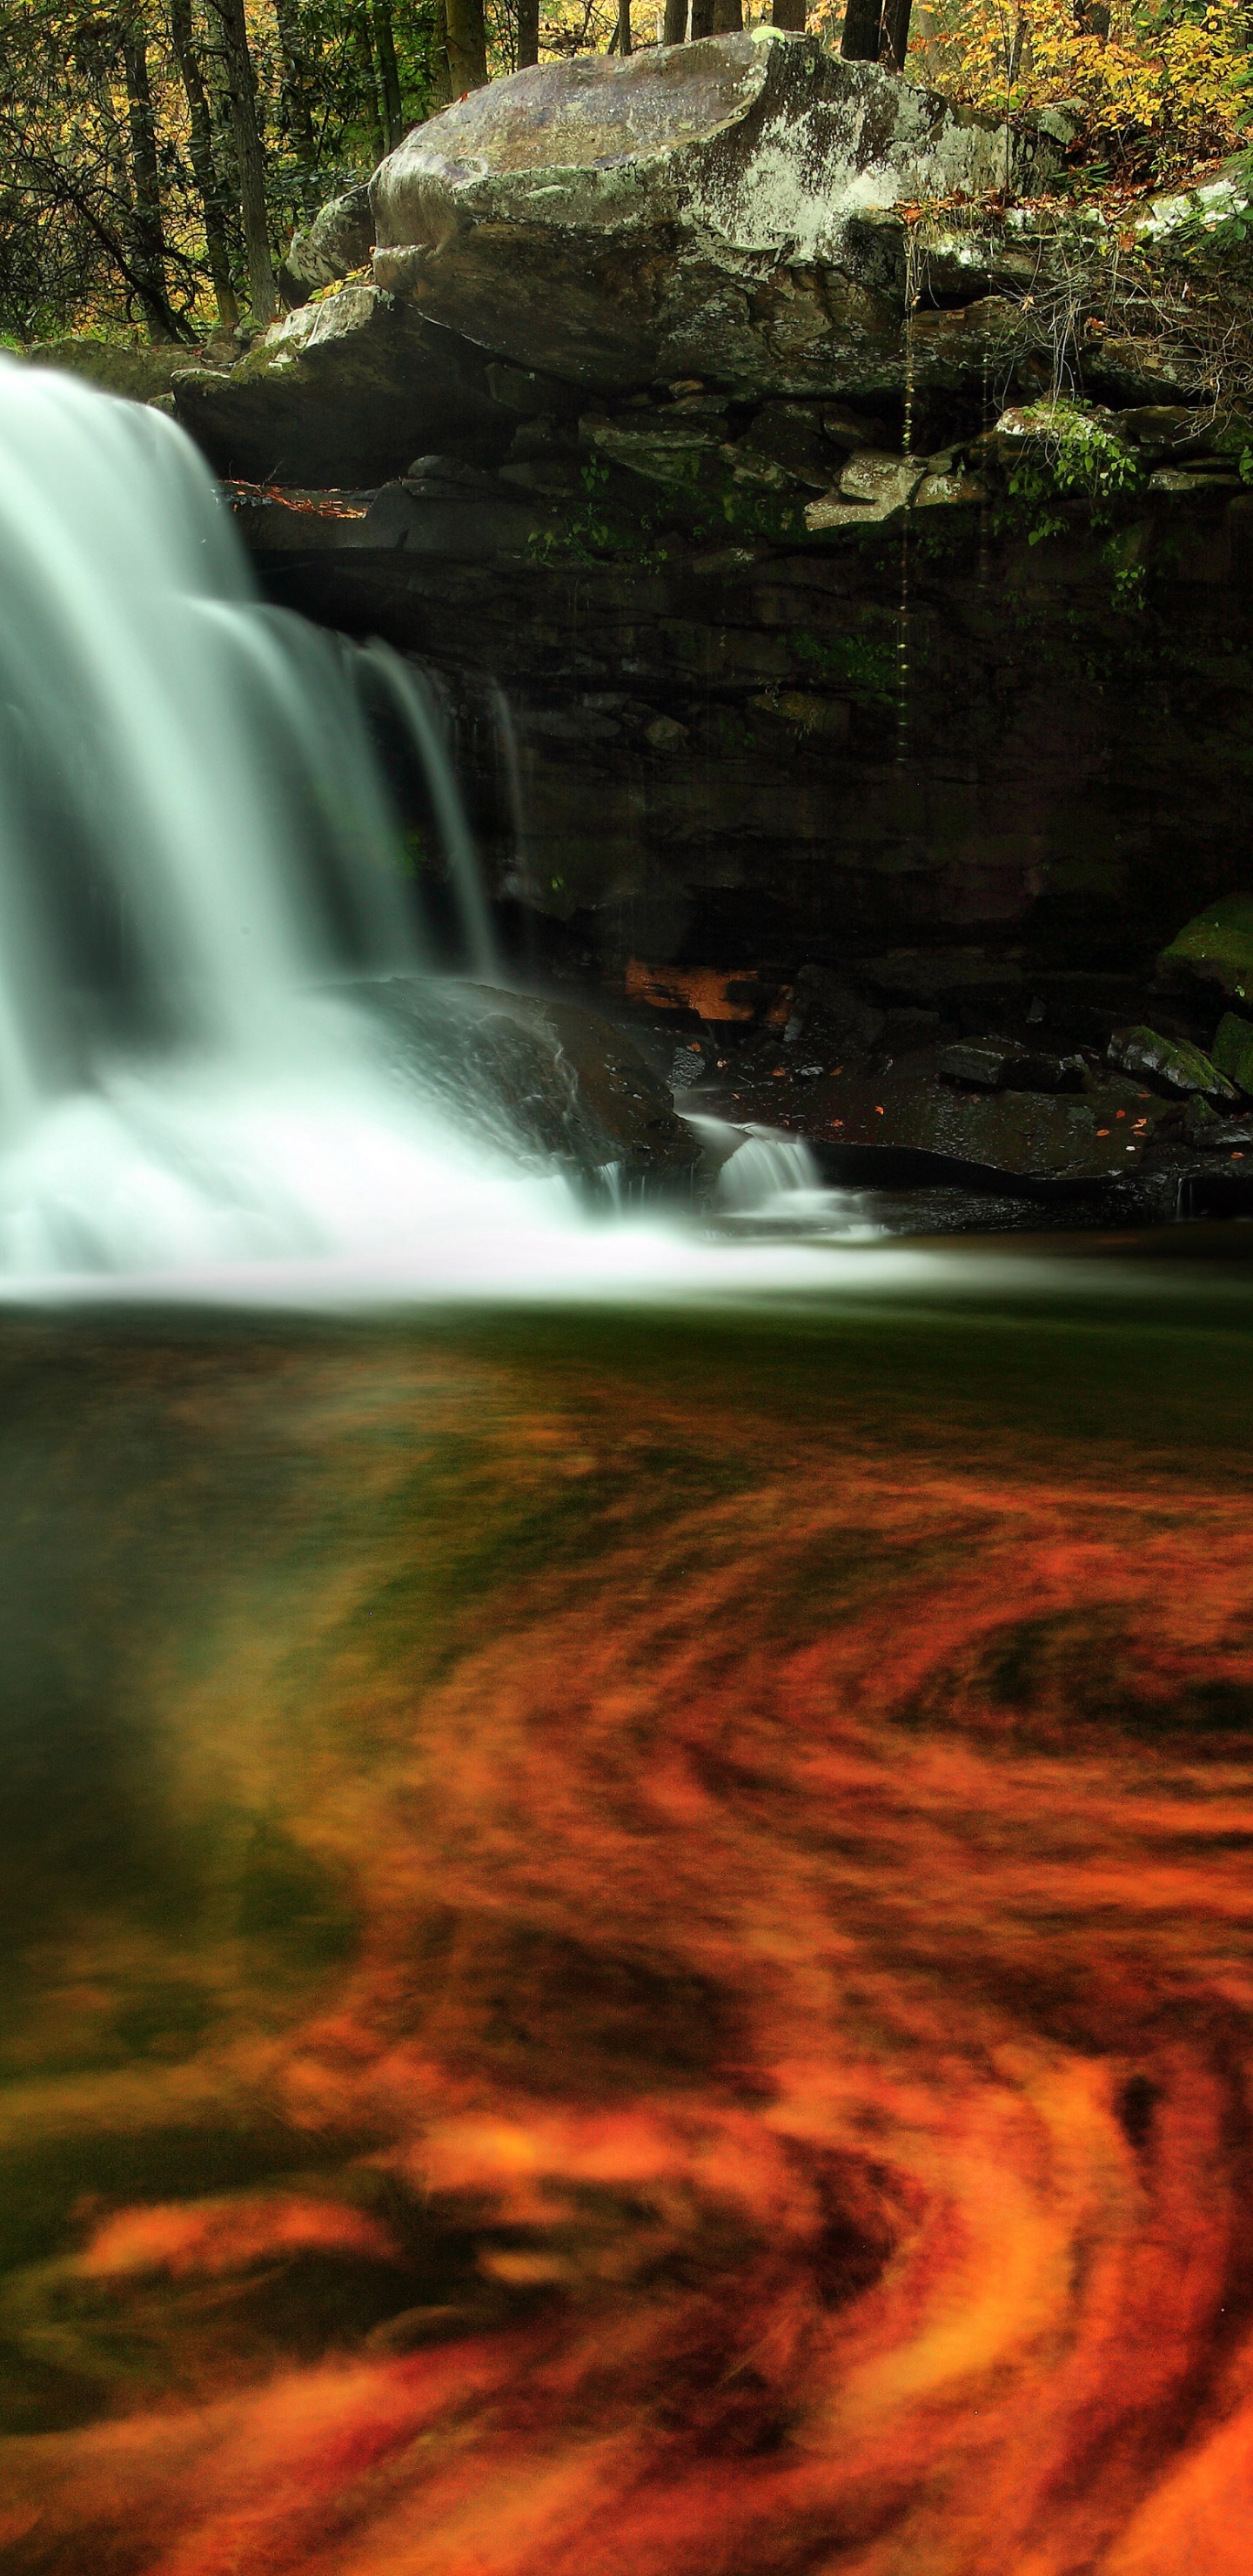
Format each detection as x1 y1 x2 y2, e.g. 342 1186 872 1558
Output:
1160 894 1253 1005
1210 1010 1253 1096
1108 1024 1238 1102
25 339 206 402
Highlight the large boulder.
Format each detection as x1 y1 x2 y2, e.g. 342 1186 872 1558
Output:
171 285 518 486
279 179 374 306
371 33 1057 395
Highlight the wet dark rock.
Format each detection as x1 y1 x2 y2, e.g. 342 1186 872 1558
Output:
1108 1023 1237 1102
937 1039 1084 1091
739 403 842 491
405 455 500 492
370 38 1057 397
171 288 518 486
247 488 1253 984
1183 1100 1253 1150
937 1039 1020 1087
784 964 885 1057
698 1049 1173 1184
361 480 537 559
360 976 704 1200
861 950 1028 1006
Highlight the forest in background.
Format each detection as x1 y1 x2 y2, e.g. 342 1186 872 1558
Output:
1 0 1249 349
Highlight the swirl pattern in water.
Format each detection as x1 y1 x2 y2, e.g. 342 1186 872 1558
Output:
2 1289 1253 2573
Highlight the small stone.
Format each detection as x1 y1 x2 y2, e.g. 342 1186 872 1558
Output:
644 715 688 750
406 453 498 489
838 450 927 511
1117 405 1204 453
936 1040 1021 1088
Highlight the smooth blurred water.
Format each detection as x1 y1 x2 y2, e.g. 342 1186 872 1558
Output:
0 361 559 1284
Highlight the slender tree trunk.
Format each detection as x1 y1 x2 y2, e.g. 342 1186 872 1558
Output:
880 0 912 67
170 0 238 326
840 0 882 56
662 0 687 39
353 9 385 161
428 0 454 101
517 0 539 64
771 0 807 25
690 0 714 32
713 0 743 29
617 0 633 52
372 0 405 144
910 0 943 76
206 0 277 322
445 0 487 90
121 9 173 338
272 0 317 155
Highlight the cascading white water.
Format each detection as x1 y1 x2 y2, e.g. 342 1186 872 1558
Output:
0 359 556 1277
0 360 920 1301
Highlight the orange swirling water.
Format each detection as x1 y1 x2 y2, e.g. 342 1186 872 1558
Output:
3 1293 1253 2573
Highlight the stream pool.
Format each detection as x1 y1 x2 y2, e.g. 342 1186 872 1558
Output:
3 1237 1253 2573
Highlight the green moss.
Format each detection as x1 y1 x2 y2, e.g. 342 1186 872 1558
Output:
794 627 895 706
1161 892 1253 999
1211 1010 1253 1092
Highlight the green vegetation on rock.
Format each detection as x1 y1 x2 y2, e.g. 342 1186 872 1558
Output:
1161 894 1253 1002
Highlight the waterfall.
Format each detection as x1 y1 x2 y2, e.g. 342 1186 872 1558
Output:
0 361 894 1298
0 359 554 1278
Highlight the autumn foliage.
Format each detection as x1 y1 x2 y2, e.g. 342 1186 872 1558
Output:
924 0 1250 182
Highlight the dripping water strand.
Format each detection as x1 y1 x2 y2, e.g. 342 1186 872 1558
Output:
978 331 992 595
895 225 920 775
364 652 499 983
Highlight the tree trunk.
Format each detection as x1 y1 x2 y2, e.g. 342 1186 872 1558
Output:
880 0 912 69
445 0 488 90
690 0 714 32
429 0 454 102
121 10 174 339
272 0 317 155
372 0 406 146
713 0 743 29
354 10 385 162
170 0 239 326
662 0 687 40
517 0 539 65
840 0 882 57
618 0 633 52
206 0 277 323
771 0 807 26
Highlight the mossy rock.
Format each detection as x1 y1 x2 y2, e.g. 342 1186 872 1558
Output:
26 340 194 402
1211 1010 1253 1096
1160 893 1253 1002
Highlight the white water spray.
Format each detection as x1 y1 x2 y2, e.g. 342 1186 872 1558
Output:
0 361 554 1275
0 363 909 1299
